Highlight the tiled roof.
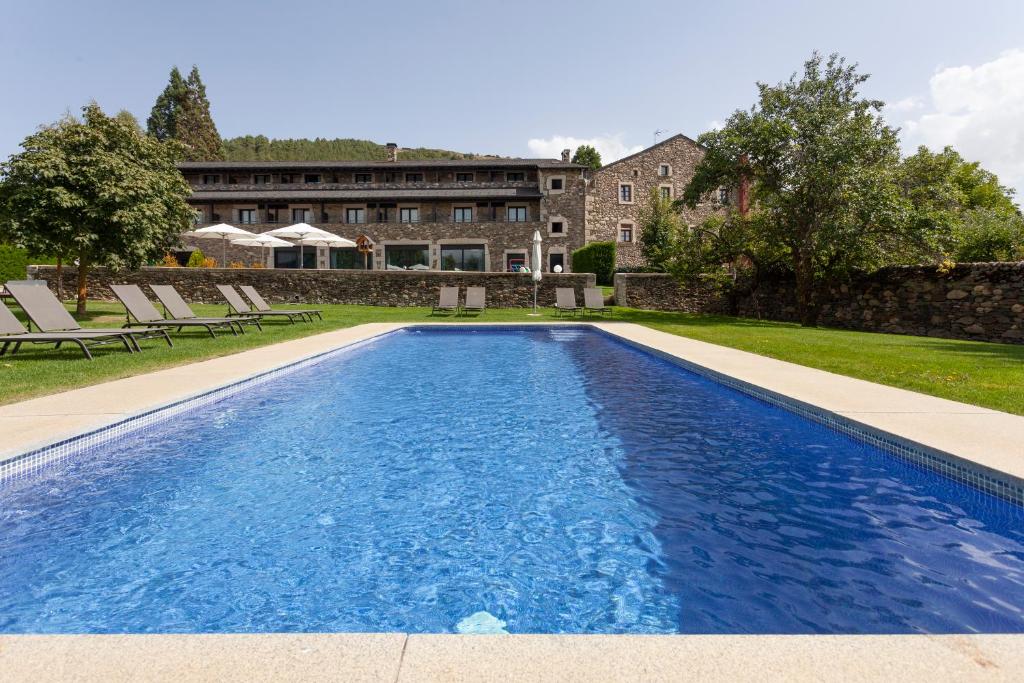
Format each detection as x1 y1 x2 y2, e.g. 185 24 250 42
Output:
187 188 545 202
179 159 582 171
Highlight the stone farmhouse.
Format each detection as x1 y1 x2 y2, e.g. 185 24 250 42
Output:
179 135 727 272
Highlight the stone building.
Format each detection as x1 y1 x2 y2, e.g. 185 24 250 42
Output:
178 146 587 273
585 134 726 269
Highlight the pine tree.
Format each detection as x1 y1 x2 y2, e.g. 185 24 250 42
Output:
146 65 222 160
147 67 187 141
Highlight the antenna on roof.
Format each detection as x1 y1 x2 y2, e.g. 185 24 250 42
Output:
653 129 666 144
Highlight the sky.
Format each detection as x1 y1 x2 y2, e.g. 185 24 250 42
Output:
2 0 1023 197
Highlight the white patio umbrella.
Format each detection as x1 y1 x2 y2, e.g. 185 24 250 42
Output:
530 230 543 316
263 223 338 269
189 224 256 266
294 232 357 269
230 233 293 267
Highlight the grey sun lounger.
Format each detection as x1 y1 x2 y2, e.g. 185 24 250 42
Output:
433 286 459 315
583 287 613 316
112 284 244 337
462 287 485 315
239 285 322 322
554 288 582 317
5 281 171 351
0 299 135 360
149 285 262 333
218 285 311 324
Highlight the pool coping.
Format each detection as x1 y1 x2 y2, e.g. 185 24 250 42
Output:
1 321 1023 680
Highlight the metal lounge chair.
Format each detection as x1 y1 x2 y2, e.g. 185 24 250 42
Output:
112 284 242 337
0 299 135 360
218 285 309 324
149 285 262 333
462 287 486 315
239 285 322 322
554 288 582 317
583 287 613 317
432 286 459 315
5 281 171 351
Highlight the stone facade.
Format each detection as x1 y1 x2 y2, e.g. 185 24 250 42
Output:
28 265 595 309
613 264 1024 344
586 134 725 268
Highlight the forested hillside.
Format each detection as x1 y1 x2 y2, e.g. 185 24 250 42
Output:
221 136 487 161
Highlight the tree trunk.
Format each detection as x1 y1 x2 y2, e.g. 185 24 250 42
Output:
794 248 817 327
76 251 88 317
55 257 63 301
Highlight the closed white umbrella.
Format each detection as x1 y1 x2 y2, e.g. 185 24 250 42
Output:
263 223 336 269
530 230 543 315
295 233 358 269
189 223 256 266
231 233 293 267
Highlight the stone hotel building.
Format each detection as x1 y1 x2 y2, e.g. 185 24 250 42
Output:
179 135 725 272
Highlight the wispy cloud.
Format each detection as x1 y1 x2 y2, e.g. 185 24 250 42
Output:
526 134 644 163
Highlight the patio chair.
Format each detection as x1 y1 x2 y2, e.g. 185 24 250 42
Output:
554 288 582 317
583 288 613 317
239 285 322 322
432 286 459 315
112 284 242 337
149 285 262 333
462 287 486 315
0 298 135 360
5 281 171 351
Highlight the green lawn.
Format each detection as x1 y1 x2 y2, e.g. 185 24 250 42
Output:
2 301 1022 415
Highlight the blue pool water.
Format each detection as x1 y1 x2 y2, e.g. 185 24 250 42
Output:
1 327 1022 634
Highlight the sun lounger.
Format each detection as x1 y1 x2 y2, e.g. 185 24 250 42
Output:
149 285 262 333
433 286 459 315
239 285 322 322
583 288 613 316
0 299 135 360
112 284 243 337
554 288 582 317
462 287 486 315
218 285 310 324
5 281 171 351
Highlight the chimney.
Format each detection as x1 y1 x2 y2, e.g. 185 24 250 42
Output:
386 142 399 162
561 148 571 163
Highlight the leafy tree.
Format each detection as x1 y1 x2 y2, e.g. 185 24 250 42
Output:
952 209 1024 262
147 65 222 160
221 136 477 161
571 144 602 170
682 52 912 325
638 188 682 272
0 103 194 314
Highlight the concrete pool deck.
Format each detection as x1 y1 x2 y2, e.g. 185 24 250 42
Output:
1 321 1023 680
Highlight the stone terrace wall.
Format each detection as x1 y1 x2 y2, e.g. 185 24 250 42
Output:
613 264 1024 344
27 266 595 308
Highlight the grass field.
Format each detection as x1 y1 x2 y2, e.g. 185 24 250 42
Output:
2 301 1022 415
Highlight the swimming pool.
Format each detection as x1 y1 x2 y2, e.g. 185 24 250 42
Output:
1 326 1022 634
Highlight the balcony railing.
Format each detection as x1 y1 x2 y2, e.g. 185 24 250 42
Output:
215 213 539 226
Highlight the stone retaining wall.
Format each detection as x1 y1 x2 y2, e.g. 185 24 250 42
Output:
27 266 595 308
613 273 728 313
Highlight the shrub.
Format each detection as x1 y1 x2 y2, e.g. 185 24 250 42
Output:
0 244 59 281
160 252 181 267
228 261 246 269
250 261 266 269
186 248 205 267
201 257 217 268
571 241 616 285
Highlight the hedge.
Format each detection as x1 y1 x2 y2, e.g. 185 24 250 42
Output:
571 241 616 285
0 244 59 284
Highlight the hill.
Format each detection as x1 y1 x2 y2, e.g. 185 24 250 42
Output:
221 136 491 162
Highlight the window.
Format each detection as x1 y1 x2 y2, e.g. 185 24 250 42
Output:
718 187 730 205
550 220 564 234
399 207 420 223
273 247 317 269
440 244 486 272
238 209 256 224
280 174 296 183
506 206 527 222
548 252 565 272
455 172 474 182
192 209 204 225
330 247 372 270
619 184 633 203
658 164 671 177
549 177 563 191
385 244 430 269
292 208 312 223
253 174 270 184
405 172 424 182
619 224 634 242
660 186 672 200
202 174 220 184
345 208 366 224
304 174 321 184
228 175 240 184
453 207 473 223
354 173 373 183
506 252 527 272
506 171 525 181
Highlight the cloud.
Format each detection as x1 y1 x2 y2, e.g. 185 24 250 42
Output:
898 49 1024 201
526 134 644 164
889 96 923 113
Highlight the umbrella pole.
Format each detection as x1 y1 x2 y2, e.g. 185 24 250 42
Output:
299 243 304 270
222 237 227 267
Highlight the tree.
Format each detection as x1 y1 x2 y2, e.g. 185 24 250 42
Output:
638 188 682 271
682 52 912 325
571 144 602 170
146 65 223 160
0 103 194 314
952 209 1024 262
